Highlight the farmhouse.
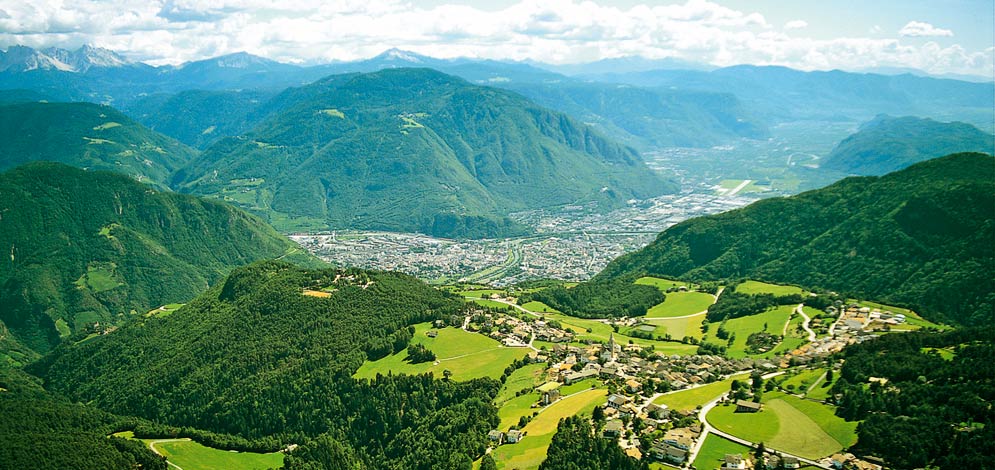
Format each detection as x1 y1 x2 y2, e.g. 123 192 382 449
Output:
537 381 562 405
505 429 523 443
602 419 624 438
487 430 504 445
735 399 762 413
721 454 748 470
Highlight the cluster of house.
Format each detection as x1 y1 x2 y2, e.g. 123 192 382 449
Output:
833 305 906 333
823 453 883 470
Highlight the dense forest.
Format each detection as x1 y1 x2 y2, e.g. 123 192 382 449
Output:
0 368 166 470
539 416 648 470
519 280 664 318
830 328 994 469
597 153 995 326
30 261 498 469
0 163 318 356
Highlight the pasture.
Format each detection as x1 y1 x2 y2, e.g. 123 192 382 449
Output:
735 280 804 296
645 291 715 318
653 373 750 412
491 388 607 470
354 323 528 381
691 434 753 469
707 392 857 459
111 432 284 470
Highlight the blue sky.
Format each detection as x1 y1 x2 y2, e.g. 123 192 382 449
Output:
1 0 992 77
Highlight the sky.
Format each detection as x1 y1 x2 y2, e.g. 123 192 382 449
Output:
0 0 992 77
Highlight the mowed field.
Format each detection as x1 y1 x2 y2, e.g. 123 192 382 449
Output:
707 392 857 459
491 388 608 470
691 434 753 470
635 276 690 291
653 373 750 412
720 305 797 358
645 291 715 318
735 280 804 296
542 313 698 355
354 323 529 381
648 314 706 340
112 432 284 470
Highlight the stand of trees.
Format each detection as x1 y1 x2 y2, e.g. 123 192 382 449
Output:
539 416 648 470
520 281 664 318
831 328 994 469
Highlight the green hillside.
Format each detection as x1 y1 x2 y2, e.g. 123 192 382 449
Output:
0 163 316 353
0 101 197 187
125 89 275 149
31 261 498 470
597 153 995 326
173 68 675 238
822 115 994 175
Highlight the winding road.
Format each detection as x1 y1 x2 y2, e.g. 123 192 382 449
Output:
794 304 817 342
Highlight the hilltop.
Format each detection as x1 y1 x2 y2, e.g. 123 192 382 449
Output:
173 68 675 237
0 102 197 187
597 153 995 326
0 163 316 355
821 115 994 175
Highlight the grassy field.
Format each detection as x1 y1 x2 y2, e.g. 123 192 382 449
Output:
707 392 857 459
647 314 705 340
497 392 541 431
147 303 185 318
112 432 283 470
491 388 608 470
472 299 515 310
720 306 797 358
354 323 528 381
496 363 547 403
543 313 698 355
521 301 560 314
779 368 826 394
653 373 750 412
735 280 804 296
692 434 753 469
635 276 689 292
645 291 715 318
457 289 505 298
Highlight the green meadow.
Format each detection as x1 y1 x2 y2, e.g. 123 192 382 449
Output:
354 323 529 381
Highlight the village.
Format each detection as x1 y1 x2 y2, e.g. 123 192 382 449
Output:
466 292 905 470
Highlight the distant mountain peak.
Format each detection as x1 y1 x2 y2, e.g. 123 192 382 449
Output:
210 51 274 68
373 48 427 63
0 45 75 72
0 44 129 73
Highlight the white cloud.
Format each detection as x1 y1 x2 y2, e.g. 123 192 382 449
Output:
784 20 807 30
899 20 953 37
0 0 990 77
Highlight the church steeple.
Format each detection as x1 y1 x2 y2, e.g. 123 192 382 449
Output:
608 333 617 361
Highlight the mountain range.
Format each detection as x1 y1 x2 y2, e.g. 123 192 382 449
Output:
822 115 994 175
172 68 675 236
597 152 995 326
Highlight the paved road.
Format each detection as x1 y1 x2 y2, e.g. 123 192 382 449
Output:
795 304 817 342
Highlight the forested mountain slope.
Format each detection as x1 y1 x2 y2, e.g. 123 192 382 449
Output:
597 153 994 326
822 115 994 175
0 163 315 353
31 261 497 470
0 102 196 187
172 68 675 237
